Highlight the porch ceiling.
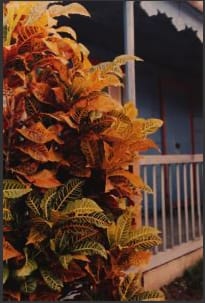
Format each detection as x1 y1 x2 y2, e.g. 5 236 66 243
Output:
58 1 202 77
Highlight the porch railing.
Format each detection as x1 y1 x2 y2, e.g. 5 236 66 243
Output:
139 154 203 256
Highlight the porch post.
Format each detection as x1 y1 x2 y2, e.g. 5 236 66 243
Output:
123 1 136 105
123 1 141 227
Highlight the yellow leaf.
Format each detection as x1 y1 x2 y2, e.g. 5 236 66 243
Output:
109 170 153 194
48 3 91 18
123 102 138 120
137 118 163 135
56 26 77 40
25 2 49 25
114 54 143 65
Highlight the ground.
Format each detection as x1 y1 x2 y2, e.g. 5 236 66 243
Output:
163 259 203 301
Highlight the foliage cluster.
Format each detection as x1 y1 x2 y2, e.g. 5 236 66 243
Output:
3 1 164 301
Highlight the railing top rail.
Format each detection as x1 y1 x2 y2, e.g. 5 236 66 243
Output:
139 154 203 165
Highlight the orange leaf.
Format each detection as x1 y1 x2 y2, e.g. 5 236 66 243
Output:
6 71 25 88
47 124 64 144
109 170 153 193
43 112 77 129
69 167 91 178
51 87 66 104
73 94 122 113
31 82 53 104
133 138 160 152
4 290 21 302
73 255 90 262
25 169 61 188
3 238 22 261
17 143 49 162
61 261 86 283
16 122 63 144
128 250 151 267
26 227 46 245
29 289 61 301
48 146 63 162
34 56 70 84
11 161 39 176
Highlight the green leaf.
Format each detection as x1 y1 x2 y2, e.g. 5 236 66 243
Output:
20 278 37 294
26 192 41 216
15 259 38 277
3 179 32 199
72 240 107 259
41 188 57 219
107 222 117 247
53 231 70 254
115 211 132 246
127 232 161 250
70 212 111 229
122 226 161 248
119 272 143 301
64 198 103 215
128 226 160 241
54 179 84 211
3 208 13 221
134 290 165 301
31 216 53 229
59 254 73 269
3 264 9 285
40 269 63 292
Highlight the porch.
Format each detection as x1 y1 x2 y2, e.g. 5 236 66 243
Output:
75 0 203 289
138 154 203 288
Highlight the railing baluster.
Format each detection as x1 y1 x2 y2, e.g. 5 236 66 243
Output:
168 165 174 247
161 165 167 251
190 163 196 239
138 154 202 256
196 163 202 237
143 166 149 226
183 163 189 242
176 164 182 244
152 165 158 253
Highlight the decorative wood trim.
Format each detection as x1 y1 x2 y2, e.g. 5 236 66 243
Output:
139 154 203 165
188 1 203 13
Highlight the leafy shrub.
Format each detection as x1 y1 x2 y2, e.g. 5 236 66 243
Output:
3 1 164 301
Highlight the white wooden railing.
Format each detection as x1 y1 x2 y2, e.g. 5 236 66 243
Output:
139 154 203 259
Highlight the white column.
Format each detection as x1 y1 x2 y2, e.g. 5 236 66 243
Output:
123 1 136 105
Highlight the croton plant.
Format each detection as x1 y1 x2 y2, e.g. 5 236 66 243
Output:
3 1 165 301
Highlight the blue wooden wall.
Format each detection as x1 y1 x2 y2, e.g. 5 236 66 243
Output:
135 62 202 213
135 62 202 155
